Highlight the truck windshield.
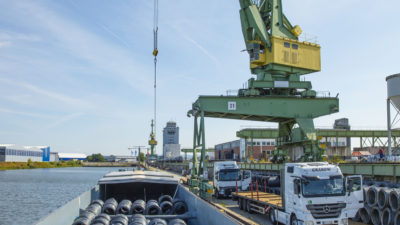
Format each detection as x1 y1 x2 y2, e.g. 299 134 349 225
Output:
219 169 239 181
302 177 345 197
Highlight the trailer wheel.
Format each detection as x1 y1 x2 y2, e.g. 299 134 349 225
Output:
239 198 243 210
269 208 277 224
215 189 219 199
290 214 298 225
246 200 253 214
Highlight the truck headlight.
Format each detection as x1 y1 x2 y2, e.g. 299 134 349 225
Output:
305 221 314 225
340 218 348 225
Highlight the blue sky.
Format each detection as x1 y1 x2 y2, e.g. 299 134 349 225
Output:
0 0 399 156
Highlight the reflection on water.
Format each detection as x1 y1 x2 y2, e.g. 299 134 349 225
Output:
0 167 125 225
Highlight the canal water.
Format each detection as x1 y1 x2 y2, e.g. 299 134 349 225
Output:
0 167 125 225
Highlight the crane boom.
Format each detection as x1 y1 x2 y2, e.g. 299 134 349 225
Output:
148 0 159 157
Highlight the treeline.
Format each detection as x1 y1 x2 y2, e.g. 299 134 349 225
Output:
0 160 82 170
86 153 105 162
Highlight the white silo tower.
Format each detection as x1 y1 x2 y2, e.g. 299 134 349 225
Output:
386 74 400 155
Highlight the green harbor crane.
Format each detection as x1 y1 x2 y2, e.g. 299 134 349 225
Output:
188 0 339 199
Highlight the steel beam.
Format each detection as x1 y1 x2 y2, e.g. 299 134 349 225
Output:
190 96 339 122
237 128 400 139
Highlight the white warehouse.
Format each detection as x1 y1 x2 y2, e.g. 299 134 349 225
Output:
0 145 51 162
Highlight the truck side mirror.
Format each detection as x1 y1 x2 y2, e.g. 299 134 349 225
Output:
293 179 300 196
347 179 354 194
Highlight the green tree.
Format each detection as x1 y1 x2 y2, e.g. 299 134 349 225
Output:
87 153 105 162
139 152 145 162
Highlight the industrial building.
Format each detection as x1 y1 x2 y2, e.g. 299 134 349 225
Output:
0 145 52 162
214 138 276 161
104 155 136 162
163 121 181 159
319 118 352 158
58 153 87 161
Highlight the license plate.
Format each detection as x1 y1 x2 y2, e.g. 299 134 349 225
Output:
321 221 334 225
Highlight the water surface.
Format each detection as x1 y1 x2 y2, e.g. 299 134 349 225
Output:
0 167 124 225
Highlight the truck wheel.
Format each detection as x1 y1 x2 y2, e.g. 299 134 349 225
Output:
290 214 298 225
239 198 243 210
269 208 277 224
246 200 253 214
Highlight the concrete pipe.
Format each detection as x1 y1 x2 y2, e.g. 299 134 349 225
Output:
360 206 372 224
103 198 118 215
160 201 173 215
378 188 392 209
117 200 132 215
145 200 161 215
111 214 128 225
131 200 146 214
72 217 92 225
371 207 382 225
394 211 400 225
382 207 395 225
73 211 96 225
148 218 168 225
390 189 400 211
352 209 361 222
91 213 111 225
85 204 102 216
368 187 383 207
129 214 146 225
91 200 104 208
172 199 188 215
364 186 372 202
167 219 187 225
158 195 173 204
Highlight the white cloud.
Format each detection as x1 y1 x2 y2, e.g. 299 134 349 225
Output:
47 112 84 129
0 41 12 48
0 78 91 109
12 1 152 96
0 107 49 118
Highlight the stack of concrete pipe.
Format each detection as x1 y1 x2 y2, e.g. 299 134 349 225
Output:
71 195 188 225
357 184 400 225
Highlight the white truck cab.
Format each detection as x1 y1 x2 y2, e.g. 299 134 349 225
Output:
276 162 363 225
213 161 251 198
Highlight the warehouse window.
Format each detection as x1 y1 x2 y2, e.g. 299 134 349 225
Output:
262 142 266 146
284 42 290 48
292 44 298 50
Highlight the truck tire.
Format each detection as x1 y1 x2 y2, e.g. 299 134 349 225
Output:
290 214 298 225
215 188 219 199
269 208 277 224
239 198 243 210
246 200 253 214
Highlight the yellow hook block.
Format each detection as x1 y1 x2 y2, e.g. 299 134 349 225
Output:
153 49 159 56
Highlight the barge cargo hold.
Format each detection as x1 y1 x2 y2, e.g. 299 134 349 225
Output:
35 170 239 225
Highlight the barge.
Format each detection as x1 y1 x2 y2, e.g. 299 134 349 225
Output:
35 170 239 225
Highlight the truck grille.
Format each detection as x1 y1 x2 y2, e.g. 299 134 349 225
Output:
306 203 346 219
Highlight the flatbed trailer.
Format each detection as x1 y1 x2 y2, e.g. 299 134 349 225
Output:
232 191 283 215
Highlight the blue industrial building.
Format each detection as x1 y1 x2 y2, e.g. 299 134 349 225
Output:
0 145 54 162
58 153 87 161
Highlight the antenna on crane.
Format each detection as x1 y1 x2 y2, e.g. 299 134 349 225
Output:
149 0 159 157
